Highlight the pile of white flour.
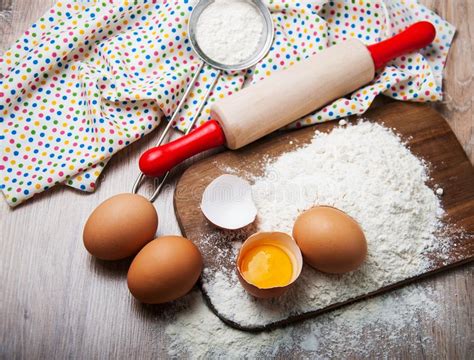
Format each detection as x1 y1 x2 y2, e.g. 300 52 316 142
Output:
162 121 455 358
195 0 264 65
200 121 446 327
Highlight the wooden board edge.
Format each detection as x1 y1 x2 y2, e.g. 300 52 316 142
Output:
199 256 473 332
173 186 187 240
173 101 474 331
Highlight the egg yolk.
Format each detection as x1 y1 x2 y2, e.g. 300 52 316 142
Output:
240 244 293 289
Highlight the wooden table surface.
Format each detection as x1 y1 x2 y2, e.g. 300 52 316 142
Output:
1 1 472 358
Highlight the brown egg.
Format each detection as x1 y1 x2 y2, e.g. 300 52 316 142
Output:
127 236 203 304
83 193 158 260
292 206 367 274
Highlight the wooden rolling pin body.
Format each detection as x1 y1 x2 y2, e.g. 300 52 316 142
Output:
211 39 374 149
138 22 437 178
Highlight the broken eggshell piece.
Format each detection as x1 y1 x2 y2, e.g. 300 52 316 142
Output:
236 232 303 299
201 174 257 230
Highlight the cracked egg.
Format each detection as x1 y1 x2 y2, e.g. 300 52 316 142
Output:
236 231 303 298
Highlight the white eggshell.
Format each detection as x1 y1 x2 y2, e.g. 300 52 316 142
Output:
201 174 257 230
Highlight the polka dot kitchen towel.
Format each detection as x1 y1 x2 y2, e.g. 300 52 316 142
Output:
0 0 455 206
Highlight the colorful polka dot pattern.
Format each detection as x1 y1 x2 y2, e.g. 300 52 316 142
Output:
0 0 455 206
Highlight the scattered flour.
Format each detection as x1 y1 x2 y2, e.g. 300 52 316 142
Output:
200 121 446 327
162 121 453 358
165 283 442 359
195 0 264 65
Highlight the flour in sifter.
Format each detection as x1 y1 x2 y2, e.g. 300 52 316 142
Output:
195 0 264 65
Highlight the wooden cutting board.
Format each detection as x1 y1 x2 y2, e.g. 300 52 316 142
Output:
174 102 474 331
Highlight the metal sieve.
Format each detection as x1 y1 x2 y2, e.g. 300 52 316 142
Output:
188 0 274 72
133 0 274 201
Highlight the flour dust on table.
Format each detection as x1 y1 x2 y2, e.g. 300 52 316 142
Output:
164 283 441 359
200 121 449 327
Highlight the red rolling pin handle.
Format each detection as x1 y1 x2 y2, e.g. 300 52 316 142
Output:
139 21 436 178
367 21 436 70
139 120 225 178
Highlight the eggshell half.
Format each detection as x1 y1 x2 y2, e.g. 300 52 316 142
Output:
201 174 257 230
236 232 303 299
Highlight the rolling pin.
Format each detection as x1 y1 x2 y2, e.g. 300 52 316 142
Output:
140 21 436 177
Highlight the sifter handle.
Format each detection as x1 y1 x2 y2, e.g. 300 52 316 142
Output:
139 120 226 178
367 21 436 70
